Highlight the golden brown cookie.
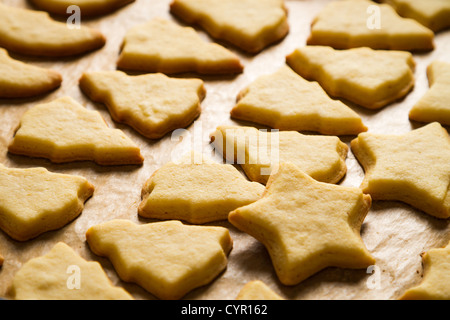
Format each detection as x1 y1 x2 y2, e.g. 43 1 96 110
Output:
138 153 265 224
117 18 243 75
380 0 450 32
0 48 62 99
0 164 94 241
230 66 367 135
170 0 289 53
0 3 105 57
236 281 284 300
79 70 206 139
8 96 144 166
287 46 416 110
351 122 450 219
30 0 135 17
228 162 375 285
11 242 133 300
86 219 233 300
211 125 349 185
409 61 450 126
400 241 450 300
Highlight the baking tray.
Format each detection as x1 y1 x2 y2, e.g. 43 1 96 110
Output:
0 0 449 300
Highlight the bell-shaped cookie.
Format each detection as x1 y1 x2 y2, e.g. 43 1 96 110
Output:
0 165 94 241
170 0 289 53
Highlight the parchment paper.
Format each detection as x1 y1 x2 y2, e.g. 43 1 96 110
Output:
0 0 449 300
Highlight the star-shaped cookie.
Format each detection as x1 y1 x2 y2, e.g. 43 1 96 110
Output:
170 0 289 54
0 3 105 57
80 70 206 139
138 153 264 224
231 66 367 135
0 48 62 99
307 0 434 51
287 46 416 110
30 0 135 17
400 241 450 300
86 219 233 300
210 125 349 185
409 61 450 126
380 0 450 32
236 281 284 300
117 18 243 75
228 162 375 285
0 164 94 241
351 122 450 219
12 242 133 300
8 96 144 166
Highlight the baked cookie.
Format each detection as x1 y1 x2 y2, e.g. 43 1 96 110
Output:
351 122 450 219
12 242 133 300
210 125 349 185
79 70 206 139
400 241 450 300
0 164 94 241
170 0 289 54
228 162 375 285
138 153 265 224
287 46 416 110
8 96 144 166
236 281 284 300
0 252 3 267
409 61 450 126
0 48 62 99
307 0 434 51
231 66 367 135
380 0 450 32
0 3 105 57
30 0 135 17
86 219 233 300
117 18 243 75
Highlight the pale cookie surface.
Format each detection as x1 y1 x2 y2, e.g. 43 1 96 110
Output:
117 18 243 74
236 280 284 300
381 0 450 32
170 0 289 54
307 0 434 51
138 153 265 224
0 48 62 99
351 122 450 219
8 96 144 166
0 3 105 57
211 125 349 185
400 241 450 300
80 70 206 139
287 46 416 110
231 66 367 135
228 162 375 286
86 219 233 300
12 242 133 300
0 164 94 241
409 61 450 126
30 0 135 17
